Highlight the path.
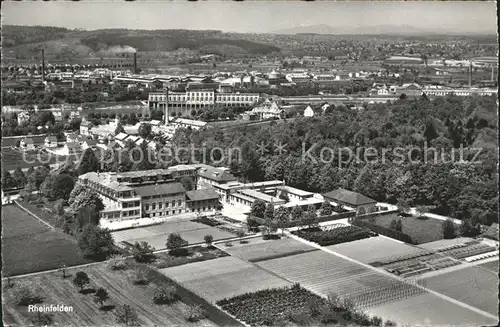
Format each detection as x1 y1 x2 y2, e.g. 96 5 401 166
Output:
285 230 499 321
13 200 55 230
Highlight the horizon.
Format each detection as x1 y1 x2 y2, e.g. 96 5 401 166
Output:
2 1 497 34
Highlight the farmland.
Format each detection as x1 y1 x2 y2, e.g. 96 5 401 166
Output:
366 292 498 326
217 236 317 262
2 263 217 327
419 266 498 315
1 147 78 172
256 250 426 309
1 204 93 276
326 236 427 264
111 220 235 250
159 257 291 303
368 213 445 244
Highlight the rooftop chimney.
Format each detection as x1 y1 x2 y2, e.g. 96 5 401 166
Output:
41 49 45 82
133 52 137 74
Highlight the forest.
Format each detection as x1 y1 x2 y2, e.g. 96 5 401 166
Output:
168 94 498 226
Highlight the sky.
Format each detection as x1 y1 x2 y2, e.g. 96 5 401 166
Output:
2 1 497 34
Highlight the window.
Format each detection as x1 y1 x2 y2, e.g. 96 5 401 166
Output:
152 203 156 210
159 202 162 209
171 200 175 207
145 204 149 210
177 200 182 206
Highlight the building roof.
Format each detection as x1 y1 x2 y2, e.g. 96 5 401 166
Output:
482 223 499 241
322 188 376 206
174 118 207 128
186 188 219 202
79 172 135 192
198 166 237 183
65 142 82 150
134 182 186 197
46 136 58 142
23 138 34 144
84 139 97 146
277 185 313 197
238 188 284 204
115 132 129 141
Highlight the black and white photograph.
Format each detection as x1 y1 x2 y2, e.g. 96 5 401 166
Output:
1 1 498 326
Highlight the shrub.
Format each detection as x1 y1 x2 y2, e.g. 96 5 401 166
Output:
204 234 214 247
166 233 188 254
153 284 177 305
385 320 397 326
183 304 204 322
11 284 43 306
236 229 245 238
132 267 149 285
371 316 383 327
107 255 127 271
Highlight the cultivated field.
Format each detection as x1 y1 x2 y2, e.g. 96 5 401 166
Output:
2 264 217 327
326 236 426 264
370 213 445 244
256 250 425 309
159 256 291 303
1 135 46 147
418 237 476 251
419 266 498 315
367 292 498 326
217 236 317 262
1 205 92 276
111 220 235 250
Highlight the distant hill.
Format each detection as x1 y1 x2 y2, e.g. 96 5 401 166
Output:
1 26 281 60
274 24 438 36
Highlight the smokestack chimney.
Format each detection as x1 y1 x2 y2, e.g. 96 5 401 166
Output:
133 52 137 74
41 49 45 82
164 89 169 124
468 62 472 88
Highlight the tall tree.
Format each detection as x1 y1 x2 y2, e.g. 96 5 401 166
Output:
12 168 26 188
442 219 457 239
77 149 100 176
114 304 138 327
250 199 266 218
77 225 114 259
72 271 90 292
93 288 110 308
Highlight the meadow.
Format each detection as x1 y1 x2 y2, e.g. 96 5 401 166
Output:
1 205 93 276
419 266 498 315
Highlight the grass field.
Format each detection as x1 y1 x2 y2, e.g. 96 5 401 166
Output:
419 266 498 315
2 264 217 327
366 292 498 327
217 236 317 262
325 236 426 264
1 147 77 171
111 220 235 250
1 205 93 276
477 259 499 273
159 257 291 303
257 250 425 308
371 213 445 244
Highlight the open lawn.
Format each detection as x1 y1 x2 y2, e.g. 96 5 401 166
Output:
371 213 445 244
477 259 499 273
366 293 498 327
257 250 425 308
159 257 291 303
1 147 77 171
217 236 317 262
1 205 93 276
419 266 498 315
2 264 217 327
326 236 426 264
111 220 235 250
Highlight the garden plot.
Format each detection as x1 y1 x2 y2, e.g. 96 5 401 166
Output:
366 293 498 327
218 236 317 262
419 266 498 315
111 220 234 250
257 250 425 309
159 257 291 303
326 236 426 264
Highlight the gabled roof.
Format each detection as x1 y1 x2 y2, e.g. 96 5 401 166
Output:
198 166 237 183
65 142 82 150
115 132 129 141
322 188 376 206
186 188 219 202
134 182 185 197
